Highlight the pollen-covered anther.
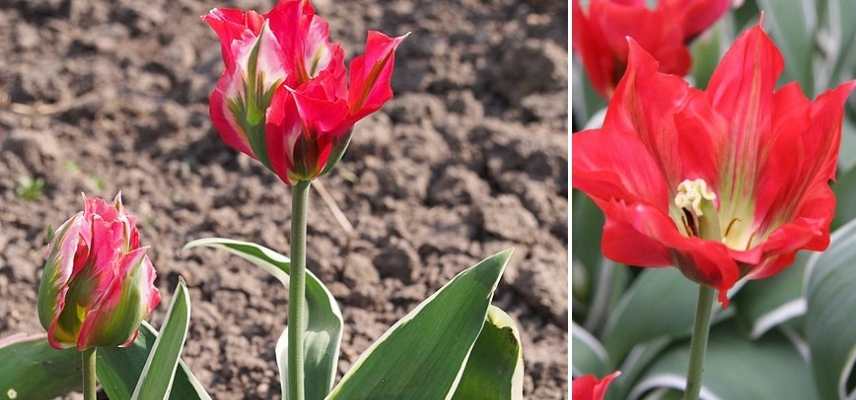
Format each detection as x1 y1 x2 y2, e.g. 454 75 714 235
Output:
674 178 716 217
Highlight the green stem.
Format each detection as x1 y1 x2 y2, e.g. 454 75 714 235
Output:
82 347 97 400
683 284 715 400
288 180 310 400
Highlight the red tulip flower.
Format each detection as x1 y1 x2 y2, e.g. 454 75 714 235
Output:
572 371 620 400
572 0 730 98
572 23 856 306
203 0 406 184
37 195 160 350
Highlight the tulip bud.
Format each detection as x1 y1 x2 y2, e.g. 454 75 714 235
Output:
37 194 160 350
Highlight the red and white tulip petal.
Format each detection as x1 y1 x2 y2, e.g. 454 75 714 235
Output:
202 8 265 70
76 248 157 350
210 74 255 157
38 215 85 349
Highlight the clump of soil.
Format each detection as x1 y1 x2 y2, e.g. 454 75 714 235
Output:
0 0 568 398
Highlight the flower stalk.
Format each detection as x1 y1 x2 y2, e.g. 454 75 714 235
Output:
683 284 715 400
82 347 97 400
288 180 311 400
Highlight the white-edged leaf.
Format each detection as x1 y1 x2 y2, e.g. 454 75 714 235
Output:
325 250 512 400
184 238 343 400
131 279 192 400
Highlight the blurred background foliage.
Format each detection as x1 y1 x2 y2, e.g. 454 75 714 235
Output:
572 1 856 398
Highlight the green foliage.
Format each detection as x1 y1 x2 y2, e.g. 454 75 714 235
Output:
184 238 342 400
15 176 45 201
325 250 513 400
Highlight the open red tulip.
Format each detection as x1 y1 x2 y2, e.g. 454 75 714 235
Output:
572 0 729 98
203 0 406 184
572 22 856 306
572 371 620 400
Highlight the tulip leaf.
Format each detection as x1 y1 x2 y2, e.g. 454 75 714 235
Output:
819 0 856 90
572 59 605 130
690 16 733 90
757 0 816 94
834 163 856 228
184 238 343 400
324 250 512 400
804 218 856 399
628 322 817 400
601 268 729 362
130 279 192 400
572 322 610 377
0 334 81 399
97 322 210 400
732 253 808 339
451 306 524 400
606 338 671 400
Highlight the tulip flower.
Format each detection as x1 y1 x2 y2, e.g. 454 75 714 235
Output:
572 0 730 98
572 371 620 400
203 0 406 184
37 194 160 350
573 22 855 305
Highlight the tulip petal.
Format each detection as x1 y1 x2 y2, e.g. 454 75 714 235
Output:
38 215 84 349
706 24 783 214
202 7 265 70
265 88 302 184
668 0 731 41
604 38 691 189
77 249 159 350
572 371 621 400
347 31 408 121
210 74 255 157
572 0 616 98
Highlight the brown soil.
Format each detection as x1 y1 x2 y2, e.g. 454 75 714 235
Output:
0 0 568 398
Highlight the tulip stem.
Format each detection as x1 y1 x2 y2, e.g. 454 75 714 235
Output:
288 180 310 400
683 284 715 400
82 347 97 400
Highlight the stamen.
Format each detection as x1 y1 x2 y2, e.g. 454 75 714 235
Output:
674 178 717 217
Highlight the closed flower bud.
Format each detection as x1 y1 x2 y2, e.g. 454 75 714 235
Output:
37 194 160 350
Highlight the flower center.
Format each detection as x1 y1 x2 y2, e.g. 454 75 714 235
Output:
672 179 721 241
671 178 759 250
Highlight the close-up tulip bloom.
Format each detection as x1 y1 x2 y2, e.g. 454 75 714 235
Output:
37 195 160 350
572 371 620 400
572 0 730 98
572 23 856 306
203 0 406 184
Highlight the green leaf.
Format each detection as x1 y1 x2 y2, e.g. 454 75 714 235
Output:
733 253 808 339
819 0 856 90
804 217 856 399
606 338 671 400
325 250 512 400
572 323 610 377
601 268 730 362
184 238 343 400
838 118 856 174
131 279 192 400
98 322 211 400
0 334 80 399
690 16 733 90
572 59 605 130
833 162 856 229
451 306 524 400
757 0 816 94
629 323 817 400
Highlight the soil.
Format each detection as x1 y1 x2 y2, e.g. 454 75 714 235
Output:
0 0 568 398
